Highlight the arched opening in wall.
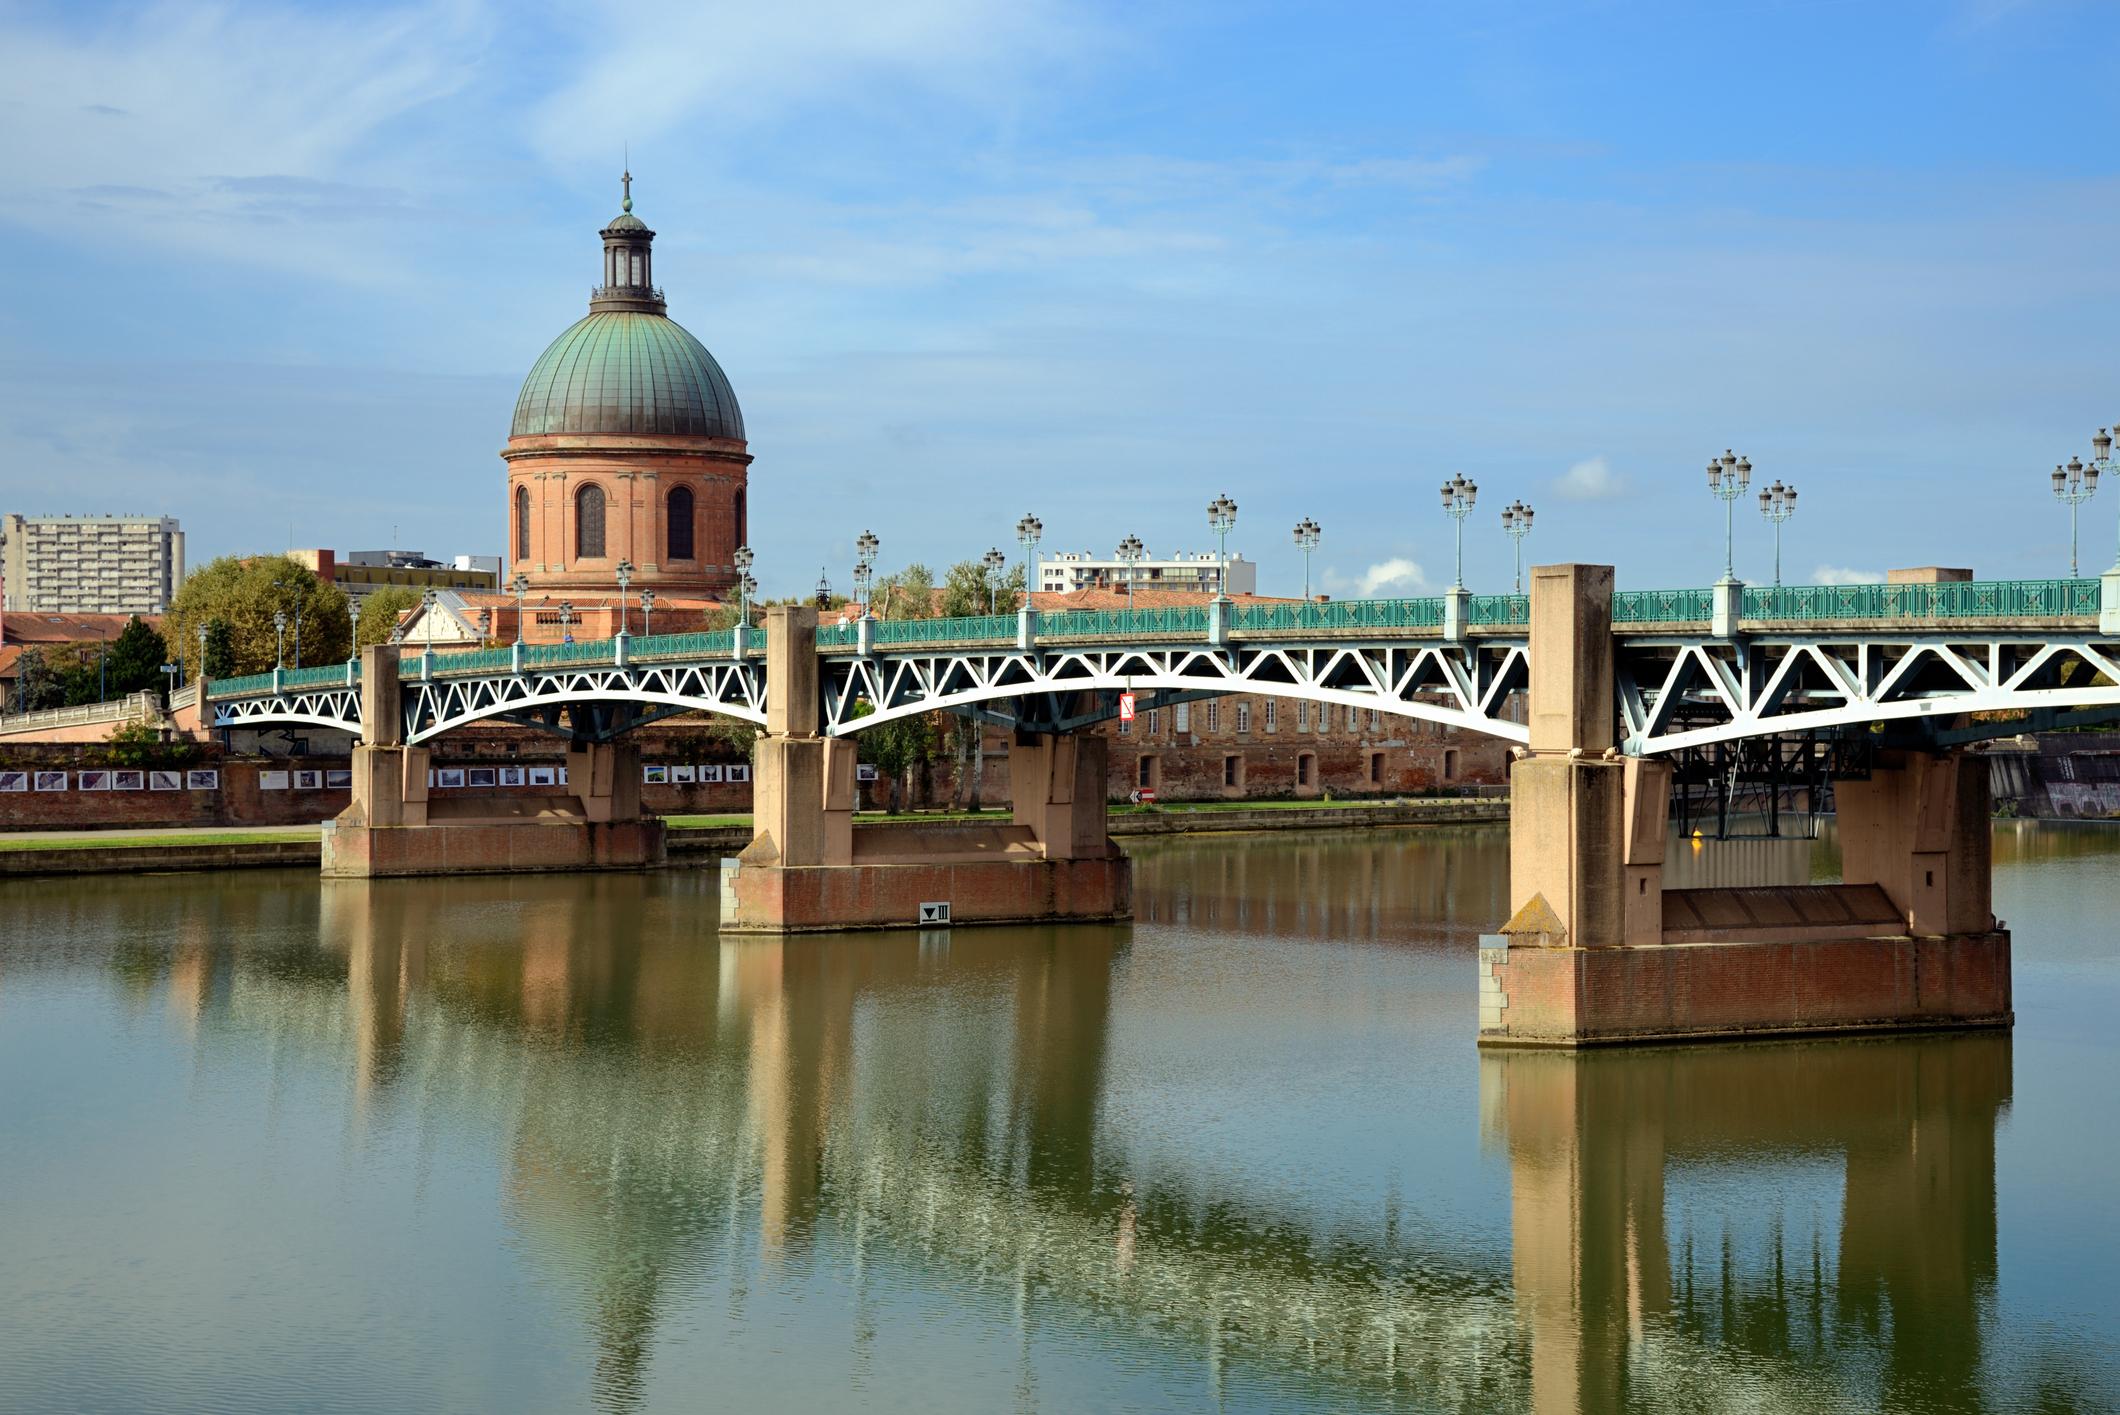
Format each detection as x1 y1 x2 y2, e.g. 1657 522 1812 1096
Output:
1221 753 1245 796
667 486 695 561
734 488 747 546
1442 748 1460 782
514 486 530 563
575 484 606 559
1136 755 1158 790
1297 751 1316 790
1367 750 1386 786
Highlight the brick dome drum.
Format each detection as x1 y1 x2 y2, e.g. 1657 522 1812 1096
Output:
510 310 744 441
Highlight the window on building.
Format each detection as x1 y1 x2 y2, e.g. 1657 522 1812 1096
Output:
514 486 530 562
631 251 644 284
1118 712 1131 735
1235 703 1250 734
1348 704 1361 732
1443 748 1460 781
1298 752 1314 787
734 489 746 543
1174 703 1190 733
667 486 695 560
1263 699 1277 733
1368 709 1380 732
1138 755 1155 787
1368 751 1384 784
1207 701 1220 732
1147 708 1159 736
1297 700 1309 732
575 484 606 559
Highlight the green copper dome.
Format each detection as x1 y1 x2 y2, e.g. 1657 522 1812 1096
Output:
510 311 745 441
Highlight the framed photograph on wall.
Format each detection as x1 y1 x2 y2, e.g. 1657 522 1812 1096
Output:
258 771 290 791
111 770 145 791
557 767 568 786
671 765 695 784
33 771 67 791
466 767 497 789
78 770 111 791
697 764 723 783
725 765 750 784
528 766 556 786
149 770 182 791
437 768 467 789
0 771 27 793
325 769 352 789
643 765 669 785
186 769 219 790
293 770 322 790
499 766 526 787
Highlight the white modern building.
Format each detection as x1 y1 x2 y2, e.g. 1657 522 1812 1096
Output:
1038 549 1255 597
1 513 184 614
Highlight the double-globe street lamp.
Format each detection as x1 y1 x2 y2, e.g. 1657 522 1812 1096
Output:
272 580 303 668
733 545 755 627
854 530 880 618
510 573 530 645
273 609 288 669
1706 450 1753 582
1440 474 1477 590
1758 481 1798 587
1116 534 1145 611
347 599 362 664
981 547 1007 615
1016 514 1043 612
2051 454 2098 578
1500 500 1533 594
2088 424 2120 571
640 588 656 638
1206 495 1238 602
614 560 634 638
1292 518 1321 600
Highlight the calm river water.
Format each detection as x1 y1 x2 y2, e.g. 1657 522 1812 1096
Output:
1 821 2116 1414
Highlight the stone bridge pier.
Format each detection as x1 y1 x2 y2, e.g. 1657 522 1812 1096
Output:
321 645 664 878
1478 564 2011 1046
720 605 1130 933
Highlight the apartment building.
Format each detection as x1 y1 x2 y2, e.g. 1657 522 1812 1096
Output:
2 514 185 614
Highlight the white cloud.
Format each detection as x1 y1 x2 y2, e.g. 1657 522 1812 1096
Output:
1814 565 1885 585
1553 455 1625 501
1324 558 1431 598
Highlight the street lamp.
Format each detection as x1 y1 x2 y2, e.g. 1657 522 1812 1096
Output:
733 545 755 626
273 580 303 668
1116 534 1146 611
1439 474 1477 590
273 608 287 669
2051 456 2098 578
981 547 1007 615
477 607 492 642
558 599 575 644
640 587 656 638
1500 500 1534 594
348 599 362 662
1206 494 1238 601
421 588 438 655
1757 481 1798 587
614 559 634 637
1292 517 1321 600
1015 513 1043 610
1706 450 1753 582
854 530 880 619
510 572 529 644
195 623 209 684
2088 425 2119 570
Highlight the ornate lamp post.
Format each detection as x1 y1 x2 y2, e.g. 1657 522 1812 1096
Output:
640 588 656 638
1015 513 1043 611
273 579 303 668
421 588 439 656
195 623 209 685
477 607 492 642
1706 450 1752 582
981 547 1007 614
348 599 363 662
1206 494 1238 601
854 530 880 619
613 559 634 638
273 609 287 669
1757 481 1798 586
1116 534 1146 611
733 545 754 626
2051 455 2099 578
2089 425 2119 571
1292 517 1321 600
1500 500 1533 594
1439 474 1478 590
558 599 575 645
510 573 529 644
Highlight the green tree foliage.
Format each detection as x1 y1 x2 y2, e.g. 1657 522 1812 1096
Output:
871 564 936 621
201 619 237 678
937 558 1026 618
163 556 353 675
850 699 937 814
353 587 424 650
12 648 60 711
103 616 169 696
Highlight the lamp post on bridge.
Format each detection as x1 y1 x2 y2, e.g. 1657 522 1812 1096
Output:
1116 534 1145 612
2051 455 2098 578
476 607 492 643
195 624 209 685
558 599 575 645
1206 494 1238 603
273 609 287 669
348 599 362 663
613 560 634 640
1440 474 1478 590
2089 425 2120 571
510 573 529 644
1757 481 1797 586
1706 450 1752 582
421 588 438 658
1500 501 1533 594
733 545 754 628
273 580 302 668
854 530 880 619
1015 514 1043 611
1292 517 1321 600
640 588 655 638
981 547 1007 614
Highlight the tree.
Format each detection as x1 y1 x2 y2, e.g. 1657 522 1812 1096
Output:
201 619 236 679
851 700 937 814
937 558 1025 618
12 648 60 711
871 564 936 621
354 587 424 650
103 616 169 696
163 556 353 675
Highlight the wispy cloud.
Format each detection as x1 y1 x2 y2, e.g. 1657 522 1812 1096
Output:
1814 565 1884 585
1552 455 1626 501
1324 558 1431 598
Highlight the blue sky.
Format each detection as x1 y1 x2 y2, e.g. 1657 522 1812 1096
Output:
2 0 2116 598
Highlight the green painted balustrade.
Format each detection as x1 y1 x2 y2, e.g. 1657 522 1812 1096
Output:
1231 598 1445 632
1040 606 1210 637
429 647 517 676
632 630 737 657
870 614 1018 645
1612 587 1717 624
1467 594 1530 627
520 637 620 669
209 672 277 697
1742 577 2098 622
278 664 358 689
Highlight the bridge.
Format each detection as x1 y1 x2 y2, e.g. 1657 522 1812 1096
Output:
198 566 2118 1045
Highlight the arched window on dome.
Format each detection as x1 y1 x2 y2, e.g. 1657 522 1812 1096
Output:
575 483 606 560
515 486 530 563
734 489 747 545
667 486 694 561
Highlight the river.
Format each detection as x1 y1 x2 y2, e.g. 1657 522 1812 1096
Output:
0 821 2114 1413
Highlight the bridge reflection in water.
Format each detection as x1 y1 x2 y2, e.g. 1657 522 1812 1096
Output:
44 854 2102 1414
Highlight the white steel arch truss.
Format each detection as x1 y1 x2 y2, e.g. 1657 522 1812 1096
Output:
821 639 1532 742
1620 632 2120 755
401 661 766 743
210 686 362 736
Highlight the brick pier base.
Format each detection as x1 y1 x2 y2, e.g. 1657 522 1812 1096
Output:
719 851 1130 933
321 817 665 878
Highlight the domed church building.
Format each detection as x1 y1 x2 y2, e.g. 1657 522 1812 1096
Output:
504 172 750 600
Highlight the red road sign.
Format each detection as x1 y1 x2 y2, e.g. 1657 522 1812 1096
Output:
1119 692 1136 722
